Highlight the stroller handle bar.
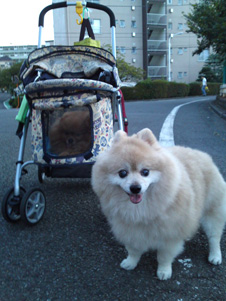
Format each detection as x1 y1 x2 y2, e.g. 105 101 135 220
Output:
39 1 116 28
38 1 116 57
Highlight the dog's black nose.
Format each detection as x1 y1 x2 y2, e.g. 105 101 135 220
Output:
130 184 141 194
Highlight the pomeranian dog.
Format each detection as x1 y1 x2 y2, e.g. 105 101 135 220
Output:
49 110 91 156
91 128 226 280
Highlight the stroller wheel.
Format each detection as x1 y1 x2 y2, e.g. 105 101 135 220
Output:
1 187 26 223
20 188 46 225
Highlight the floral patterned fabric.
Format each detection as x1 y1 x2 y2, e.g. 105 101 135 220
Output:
20 46 120 88
27 45 116 65
31 97 114 164
22 46 119 166
26 78 116 100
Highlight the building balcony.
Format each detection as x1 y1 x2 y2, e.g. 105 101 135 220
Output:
147 13 167 26
148 66 167 78
147 40 167 52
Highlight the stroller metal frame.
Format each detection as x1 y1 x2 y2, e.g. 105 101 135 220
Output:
2 1 127 225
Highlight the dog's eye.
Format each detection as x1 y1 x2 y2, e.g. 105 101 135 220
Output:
118 170 128 178
141 169 149 177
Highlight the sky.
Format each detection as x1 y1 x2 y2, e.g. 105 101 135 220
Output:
0 0 54 46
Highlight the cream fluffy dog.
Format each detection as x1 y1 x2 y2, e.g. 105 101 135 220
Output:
91 128 226 280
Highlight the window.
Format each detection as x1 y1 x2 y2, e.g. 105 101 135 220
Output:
120 20 125 28
91 19 101 34
178 23 183 30
167 0 173 3
178 48 183 55
184 72 187 77
178 0 182 4
168 22 173 30
120 47 126 54
131 20 137 28
132 47 137 54
184 47 188 52
178 72 183 79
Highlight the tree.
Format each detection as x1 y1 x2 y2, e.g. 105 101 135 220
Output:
184 0 226 61
0 62 22 93
103 44 145 81
116 53 144 81
197 66 219 82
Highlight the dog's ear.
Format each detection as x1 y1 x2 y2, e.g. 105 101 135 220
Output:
137 128 157 146
113 130 127 143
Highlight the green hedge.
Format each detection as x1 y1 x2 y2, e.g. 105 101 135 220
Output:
121 80 189 101
168 82 190 98
121 80 221 101
207 83 221 95
188 82 221 96
188 82 202 96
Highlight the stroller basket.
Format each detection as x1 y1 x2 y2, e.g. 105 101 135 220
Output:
27 78 115 167
22 46 119 168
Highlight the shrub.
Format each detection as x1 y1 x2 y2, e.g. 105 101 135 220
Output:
188 82 202 96
167 82 189 98
207 83 221 95
121 80 221 101
189 82 221 96
121 80 189 101
135 79 168 99
120 86 140 101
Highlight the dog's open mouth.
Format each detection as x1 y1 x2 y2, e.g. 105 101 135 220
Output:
128 194 143 204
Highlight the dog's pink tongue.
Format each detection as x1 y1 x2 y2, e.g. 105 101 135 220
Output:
129 194 142 204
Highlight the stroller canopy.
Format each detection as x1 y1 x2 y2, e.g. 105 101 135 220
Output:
20 45 119 88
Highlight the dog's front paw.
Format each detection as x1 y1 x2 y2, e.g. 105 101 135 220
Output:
120 257 138 270
157 265 172 280
208 251 222 265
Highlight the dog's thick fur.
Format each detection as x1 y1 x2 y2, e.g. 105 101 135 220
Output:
91 128 226 280
49 110 91 156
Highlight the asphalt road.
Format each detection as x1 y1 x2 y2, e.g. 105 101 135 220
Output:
0 92 10 109
0 95 226 300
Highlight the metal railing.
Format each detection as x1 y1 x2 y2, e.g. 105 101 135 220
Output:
147 13 167 26
148 66 167 77
147 40 167 52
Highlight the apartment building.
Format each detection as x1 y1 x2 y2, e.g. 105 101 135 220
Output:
167 0 209 83
52 0 208 83
0 45 37 64
0 56 13 69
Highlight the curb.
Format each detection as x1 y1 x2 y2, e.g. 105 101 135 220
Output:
210 101 226 120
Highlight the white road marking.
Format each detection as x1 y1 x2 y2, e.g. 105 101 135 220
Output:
159 99 206 147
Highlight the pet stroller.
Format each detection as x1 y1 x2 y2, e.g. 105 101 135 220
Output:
1 1 128 225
